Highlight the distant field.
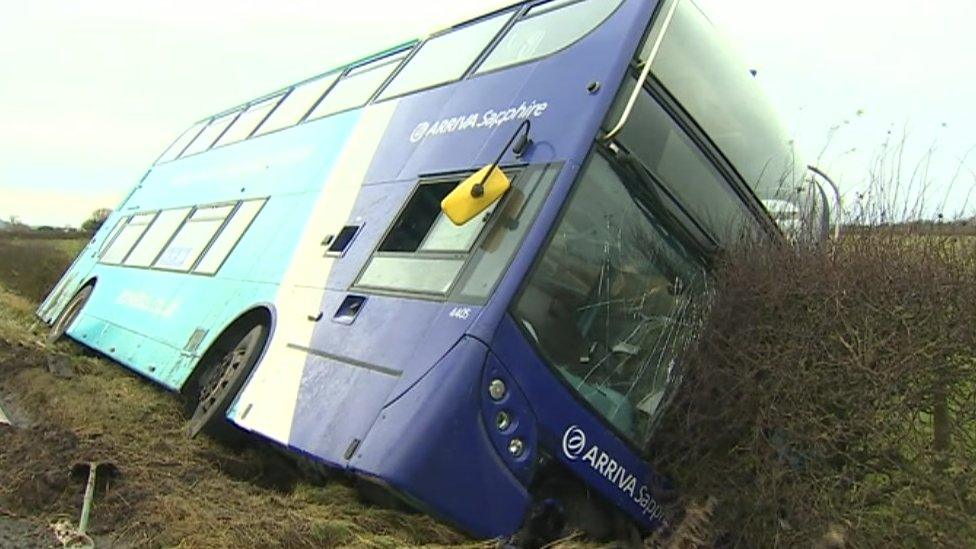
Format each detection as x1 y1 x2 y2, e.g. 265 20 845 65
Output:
0 234 87 302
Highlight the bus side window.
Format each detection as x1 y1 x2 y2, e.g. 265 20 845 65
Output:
307 50 410 120
376 12 512 101
97 216 131 259
213 95 285 147
254 73 341 136
476 0 623 74
452 163 559 301
194 199 267 275
155 204 235 271
156 121 207 164
124 208 193 268
180 111 241 158
356 176 500 296
101 213 157 265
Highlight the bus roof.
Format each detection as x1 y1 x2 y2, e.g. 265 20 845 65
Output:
191 0 534 125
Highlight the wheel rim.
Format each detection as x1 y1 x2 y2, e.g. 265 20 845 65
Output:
188 325 264 435
195 342 249 418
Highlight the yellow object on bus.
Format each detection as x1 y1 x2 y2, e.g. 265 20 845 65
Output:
441 165 511 226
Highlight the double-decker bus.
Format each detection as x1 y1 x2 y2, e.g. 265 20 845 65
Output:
39 0 831 541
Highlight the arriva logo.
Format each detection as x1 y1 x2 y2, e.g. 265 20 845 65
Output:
408 99 549 144
562 425 587 460
560 425 666 523
410 122 430 143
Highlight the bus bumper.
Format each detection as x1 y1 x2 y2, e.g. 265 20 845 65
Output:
348 336 537 539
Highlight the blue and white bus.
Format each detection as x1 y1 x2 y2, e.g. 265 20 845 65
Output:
39 0 830 541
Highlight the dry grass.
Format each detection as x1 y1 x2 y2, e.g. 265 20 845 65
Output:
0 234 87 302
649 230 976 546
8 228 973 547
0 238 472 547
0 327 472 547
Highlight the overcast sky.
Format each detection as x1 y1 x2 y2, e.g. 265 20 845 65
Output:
1 0 973 226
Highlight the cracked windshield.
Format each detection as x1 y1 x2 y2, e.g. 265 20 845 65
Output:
514 153 710 445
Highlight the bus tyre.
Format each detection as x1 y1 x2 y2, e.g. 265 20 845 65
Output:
187 323 268 440
48 285 93 344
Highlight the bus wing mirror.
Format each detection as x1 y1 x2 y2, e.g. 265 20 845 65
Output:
441 165 511 226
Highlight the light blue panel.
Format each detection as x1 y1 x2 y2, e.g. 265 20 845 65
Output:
61 110 365 390
215 191 321 284
123 111 363 211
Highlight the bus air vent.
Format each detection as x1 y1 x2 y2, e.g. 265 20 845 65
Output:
325 225 361 256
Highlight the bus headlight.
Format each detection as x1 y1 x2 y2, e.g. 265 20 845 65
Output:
488 378 506 400
508 438 525 457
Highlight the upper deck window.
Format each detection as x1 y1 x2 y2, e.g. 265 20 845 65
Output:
607 75 755 244
214 94 285 147
254 73 340 136
307 50 410 120
476 0 622 74
649 0 801 201
181 111 241 158
377 13 512 101
157 121 206 164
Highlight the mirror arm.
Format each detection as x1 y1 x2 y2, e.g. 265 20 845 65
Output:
601 0 681 142
473 119 532 198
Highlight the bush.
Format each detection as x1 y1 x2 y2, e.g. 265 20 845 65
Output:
649 231 976 546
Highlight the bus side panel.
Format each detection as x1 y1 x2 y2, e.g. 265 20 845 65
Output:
62 267 272 388
61 112 368 389
37 209 129 323
282 294 482 464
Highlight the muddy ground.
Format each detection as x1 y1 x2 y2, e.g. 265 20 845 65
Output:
0 289 473 548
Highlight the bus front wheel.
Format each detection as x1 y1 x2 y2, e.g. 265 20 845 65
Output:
187 322 268 440
48 285 93 343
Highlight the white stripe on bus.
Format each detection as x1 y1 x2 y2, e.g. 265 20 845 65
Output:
230 100 400 444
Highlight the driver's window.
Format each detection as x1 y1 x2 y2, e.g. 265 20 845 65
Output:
513 153 708 443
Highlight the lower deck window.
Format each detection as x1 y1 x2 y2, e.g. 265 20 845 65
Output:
356 175 502 296
358 256 465 295
155 204 235 271
124 207 192 267
101 213 156 264
98 199 265 276
194 199 266 274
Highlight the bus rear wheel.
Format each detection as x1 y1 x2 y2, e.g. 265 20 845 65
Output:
187 323 268 440
48 285 93 343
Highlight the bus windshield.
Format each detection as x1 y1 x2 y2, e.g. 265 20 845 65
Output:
513 153 709 445
640 0 804 203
